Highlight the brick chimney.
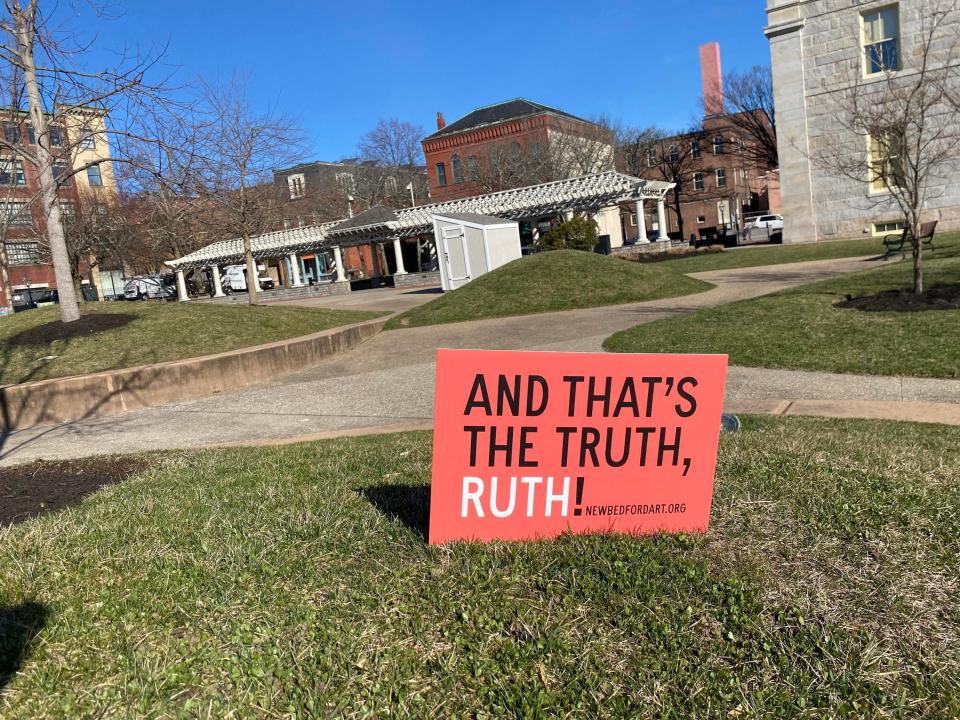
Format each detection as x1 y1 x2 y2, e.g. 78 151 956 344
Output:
700 42 724 117
436 112 446 130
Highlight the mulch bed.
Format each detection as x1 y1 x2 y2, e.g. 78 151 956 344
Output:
8 314 136 348
836 284 960 312
0 457 146 527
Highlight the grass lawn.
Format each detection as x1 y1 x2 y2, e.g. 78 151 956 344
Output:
386 250 711 329
657 235 892 274
606 234 960 379
0 302 380 385
1 417 959 717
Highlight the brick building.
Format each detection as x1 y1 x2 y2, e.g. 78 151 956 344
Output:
0 109 115 310
421 99 614 202
272 159 428 280
626 44 780 243
765 0 960 242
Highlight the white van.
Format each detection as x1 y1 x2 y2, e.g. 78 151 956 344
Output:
221 265 275 293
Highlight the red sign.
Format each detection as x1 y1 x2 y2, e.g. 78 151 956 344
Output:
429 349 728 544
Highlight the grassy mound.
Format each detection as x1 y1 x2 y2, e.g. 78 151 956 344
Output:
386 250 711 329
1 417 959 716
0 302 379 385
606 233 960 378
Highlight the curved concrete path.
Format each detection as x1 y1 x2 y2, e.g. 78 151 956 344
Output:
2 254 958 466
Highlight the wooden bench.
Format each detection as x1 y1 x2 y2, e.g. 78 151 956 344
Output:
883 220 938 258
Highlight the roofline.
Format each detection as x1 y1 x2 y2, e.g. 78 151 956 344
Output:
423 99 598 142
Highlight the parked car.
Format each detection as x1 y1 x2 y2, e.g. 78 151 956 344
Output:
220 265 275 293
745 214 784 232
123 275 177 301
11 287 58 312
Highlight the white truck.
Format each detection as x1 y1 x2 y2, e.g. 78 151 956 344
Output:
221 264 275 293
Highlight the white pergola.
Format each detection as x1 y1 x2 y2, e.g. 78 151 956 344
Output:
166 172 675 300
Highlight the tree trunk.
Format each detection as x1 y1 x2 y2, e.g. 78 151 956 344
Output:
912 236 923 295
0 244 13 313
15 9 81 323
673 189 684 242
243 234 258 306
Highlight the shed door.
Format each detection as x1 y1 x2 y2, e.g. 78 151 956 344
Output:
441 225 471 289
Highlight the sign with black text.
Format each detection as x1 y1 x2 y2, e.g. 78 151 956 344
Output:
429 349 728 544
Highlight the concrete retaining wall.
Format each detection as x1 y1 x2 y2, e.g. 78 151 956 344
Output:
0 318 386 431
393 271 441 289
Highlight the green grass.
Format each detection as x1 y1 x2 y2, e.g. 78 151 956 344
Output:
657 235 891 274
606 234 960 378
0 302 380 385
386 250 711 329
1 417 959 717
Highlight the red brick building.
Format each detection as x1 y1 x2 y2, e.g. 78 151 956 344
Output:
422 99 614 202
0 115 86 310
625 44 780 243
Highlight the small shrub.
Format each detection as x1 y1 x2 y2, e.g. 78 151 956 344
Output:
540 216 598 252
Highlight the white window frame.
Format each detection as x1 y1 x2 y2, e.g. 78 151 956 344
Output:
861 5 901 76
288 173 306 199
6 241 40 265
694 172 704 192
715 168 727 188
335 171 356 194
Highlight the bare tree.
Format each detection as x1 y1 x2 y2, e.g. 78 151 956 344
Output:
0 0 183 323
816 0 960 294
196 78 305 305
722 66 778 168
356 118 427 207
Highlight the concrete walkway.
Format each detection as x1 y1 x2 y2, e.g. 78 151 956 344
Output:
3 254 957 465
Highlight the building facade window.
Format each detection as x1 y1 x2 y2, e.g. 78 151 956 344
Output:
86 165 103 187
862 5 900 75
0 158 25 186
694 172 705 191
26 125 35 145
872 220 905 236
467 155 478 179
646 149 657 167
287 173 306 199
669 145 679 164
869 130 904 192
48 126 63 147
451 154 464 184
384 175 398 193
58 200 75 218
435 162 447 187
53 163 71 186
629 213 637 226
716 168 727 188
1 202 32 227
713 136 724 154
697 215 706 224
691 139 701 159
80 133 97 150
6 241 40 265
335 172 356 194
3 123 20 144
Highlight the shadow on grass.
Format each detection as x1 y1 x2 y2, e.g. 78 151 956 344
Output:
0 602 47 692
357 484 430 542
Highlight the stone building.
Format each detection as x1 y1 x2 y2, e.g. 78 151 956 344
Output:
765 0 960 243
422 99 615 202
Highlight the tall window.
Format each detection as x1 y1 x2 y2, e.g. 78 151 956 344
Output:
869 130 904 192
335 172 355 194
691 139 701 160
0 201 31 227
80 133 97 150
26 125 35 145
53 163 71 187
716 168 727 188
435 162 447 187
0 158 25 186
6 241 40 265
451 154 463 184
669 145 679 164
384 176 398 193
87 165 103 187
713 136 724 154
646 148 657 167
694 172 705 191
287 173 306 199
3 123 19 144
862 5 900 75
467 155 478 179
48 126 63 147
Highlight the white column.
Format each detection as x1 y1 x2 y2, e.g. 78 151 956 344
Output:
656 198 669 241
636 200 648 243
288 253 304 287
175 268 188 302
393 237 407 275
210 265 225 297
333 246 347 283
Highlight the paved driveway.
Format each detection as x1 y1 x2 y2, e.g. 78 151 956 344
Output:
7 254 955 466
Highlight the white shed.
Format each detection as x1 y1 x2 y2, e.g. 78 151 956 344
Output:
432 213 522 292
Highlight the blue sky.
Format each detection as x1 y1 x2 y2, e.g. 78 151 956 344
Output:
69 0 770 161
